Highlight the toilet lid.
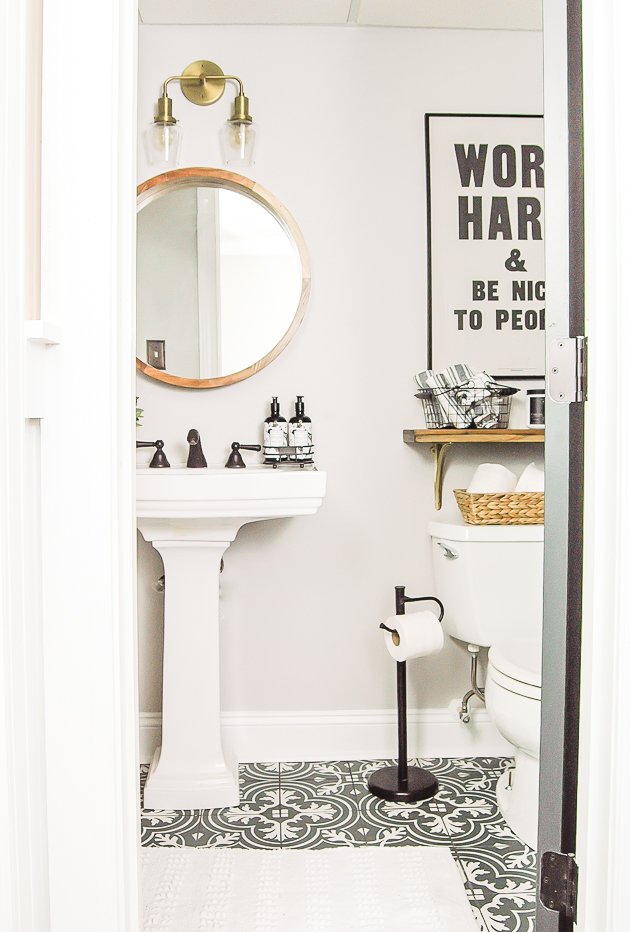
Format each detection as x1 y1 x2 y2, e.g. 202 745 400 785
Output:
488 637 542 688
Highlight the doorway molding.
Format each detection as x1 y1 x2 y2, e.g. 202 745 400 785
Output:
0 0 140 929
38 0 140 925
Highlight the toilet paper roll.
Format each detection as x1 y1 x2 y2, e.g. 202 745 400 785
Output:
515 462 545 493
382 611 444 662
467 463 518 494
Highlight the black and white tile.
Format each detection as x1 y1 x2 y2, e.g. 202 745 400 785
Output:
141 756 536 931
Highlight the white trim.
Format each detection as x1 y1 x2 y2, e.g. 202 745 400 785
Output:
140 707 512 765
37 1 140 930
0 1 51 927
23 321 62 418
24 320 61 345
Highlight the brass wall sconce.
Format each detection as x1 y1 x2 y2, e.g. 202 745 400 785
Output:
144 60 258 169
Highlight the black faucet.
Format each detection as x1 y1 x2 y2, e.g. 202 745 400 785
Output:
187 429 207 468
136 440 170 468
225 442 262 468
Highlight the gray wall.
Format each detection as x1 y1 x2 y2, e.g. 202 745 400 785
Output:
136 24 544 716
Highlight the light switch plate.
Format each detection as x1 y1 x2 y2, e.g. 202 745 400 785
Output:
147 340 166 370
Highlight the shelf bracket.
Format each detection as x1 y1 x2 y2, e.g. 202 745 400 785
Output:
431 442 452 511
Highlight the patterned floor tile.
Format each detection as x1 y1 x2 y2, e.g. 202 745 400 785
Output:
277 759 354 790
347 759 462 846
360 792 468 846
415 757 512 799
423 759 522 848
348 756 509 800
277 761 367 848
139 755 537 931
433 789 503 846
141 762 283 848
240 761 282 781
454 844 536 932
196 783 286 848
237 762 280 803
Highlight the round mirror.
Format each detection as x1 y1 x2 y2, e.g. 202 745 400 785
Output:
136 169 310 388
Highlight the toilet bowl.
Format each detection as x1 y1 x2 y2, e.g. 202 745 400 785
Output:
428 521 544 848
485 637 541 849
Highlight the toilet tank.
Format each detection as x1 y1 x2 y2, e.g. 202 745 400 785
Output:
428 521 544 647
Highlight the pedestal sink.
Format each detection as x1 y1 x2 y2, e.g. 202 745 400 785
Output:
136 465 326 810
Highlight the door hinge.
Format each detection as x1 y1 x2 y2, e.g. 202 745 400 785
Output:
548 336 587 403
540 851 578 922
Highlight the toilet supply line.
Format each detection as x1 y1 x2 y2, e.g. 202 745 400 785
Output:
459 644 486 724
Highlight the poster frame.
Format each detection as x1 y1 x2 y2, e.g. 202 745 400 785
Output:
425 112 546 380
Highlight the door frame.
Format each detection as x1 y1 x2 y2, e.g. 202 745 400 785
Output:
0 0 140 929
537 1 584 929
541 0 630 929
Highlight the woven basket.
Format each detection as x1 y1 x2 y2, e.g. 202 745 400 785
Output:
453 489 544 525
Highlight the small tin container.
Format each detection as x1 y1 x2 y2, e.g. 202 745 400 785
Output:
527 388 545 428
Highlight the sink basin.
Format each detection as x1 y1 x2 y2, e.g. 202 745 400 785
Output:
136 464 326 810
137 464 326 521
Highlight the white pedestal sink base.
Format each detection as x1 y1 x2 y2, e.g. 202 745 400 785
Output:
142 537 239 811
145 742 239 810
137 466 326 811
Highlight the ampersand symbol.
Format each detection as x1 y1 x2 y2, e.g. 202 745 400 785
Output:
505 249 527 272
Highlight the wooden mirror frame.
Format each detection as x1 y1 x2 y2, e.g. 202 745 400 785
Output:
136 168 311 389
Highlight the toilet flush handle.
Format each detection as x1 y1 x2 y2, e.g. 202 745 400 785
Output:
437 542 458 560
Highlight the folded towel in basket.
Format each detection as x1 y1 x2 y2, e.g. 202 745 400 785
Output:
414 364 511 429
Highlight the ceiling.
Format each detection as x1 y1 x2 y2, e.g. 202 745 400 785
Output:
138 0 543 31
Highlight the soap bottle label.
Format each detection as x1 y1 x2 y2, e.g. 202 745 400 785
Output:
290 424 312 447
263 421 288 460
289 422 313 460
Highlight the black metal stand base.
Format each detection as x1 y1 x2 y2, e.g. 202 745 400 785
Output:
367 588 445 806
368 765 438 803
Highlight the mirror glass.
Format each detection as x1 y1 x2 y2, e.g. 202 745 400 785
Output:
136 171 308 387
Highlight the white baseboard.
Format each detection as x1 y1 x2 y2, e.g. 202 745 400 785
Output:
139 704 512 765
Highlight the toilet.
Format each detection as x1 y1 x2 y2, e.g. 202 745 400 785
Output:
428 521 543 849
485 636 541 849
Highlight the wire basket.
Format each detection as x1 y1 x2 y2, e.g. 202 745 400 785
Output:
415 384 516 430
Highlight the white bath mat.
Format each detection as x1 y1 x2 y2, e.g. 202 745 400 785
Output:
142 846 478 931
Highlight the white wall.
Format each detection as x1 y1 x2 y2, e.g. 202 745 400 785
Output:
136 25 544 729
137 187 201 377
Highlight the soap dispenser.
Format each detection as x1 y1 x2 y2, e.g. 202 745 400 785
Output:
263 397 288 463
288 396 313 463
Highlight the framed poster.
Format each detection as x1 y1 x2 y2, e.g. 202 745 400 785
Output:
426 113 545 378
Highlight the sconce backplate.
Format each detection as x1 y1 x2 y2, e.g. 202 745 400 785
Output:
181 60 226 106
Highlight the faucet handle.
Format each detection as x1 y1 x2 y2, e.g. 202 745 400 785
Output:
136 439 170 468
225 442 262 469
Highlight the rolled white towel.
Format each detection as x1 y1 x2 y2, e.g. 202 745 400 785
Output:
467 463 518 494
515 463 545 493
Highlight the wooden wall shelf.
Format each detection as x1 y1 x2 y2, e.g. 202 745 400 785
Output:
403 429 545 510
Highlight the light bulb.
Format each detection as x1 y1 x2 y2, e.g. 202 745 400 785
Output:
219 120 258 168
144 121 182 169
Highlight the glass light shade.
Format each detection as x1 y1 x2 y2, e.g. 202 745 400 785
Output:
144 121 182 169
219 120 258 167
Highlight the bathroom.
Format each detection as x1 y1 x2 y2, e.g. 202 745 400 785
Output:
4 1 629 930
136 6 545 929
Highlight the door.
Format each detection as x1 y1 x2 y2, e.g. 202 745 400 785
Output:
537 0 584 928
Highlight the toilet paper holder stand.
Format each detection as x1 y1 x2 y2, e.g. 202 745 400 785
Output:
368 586 445 804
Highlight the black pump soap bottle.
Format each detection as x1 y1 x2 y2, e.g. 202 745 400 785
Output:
288 396 313 463
263 397 288 463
